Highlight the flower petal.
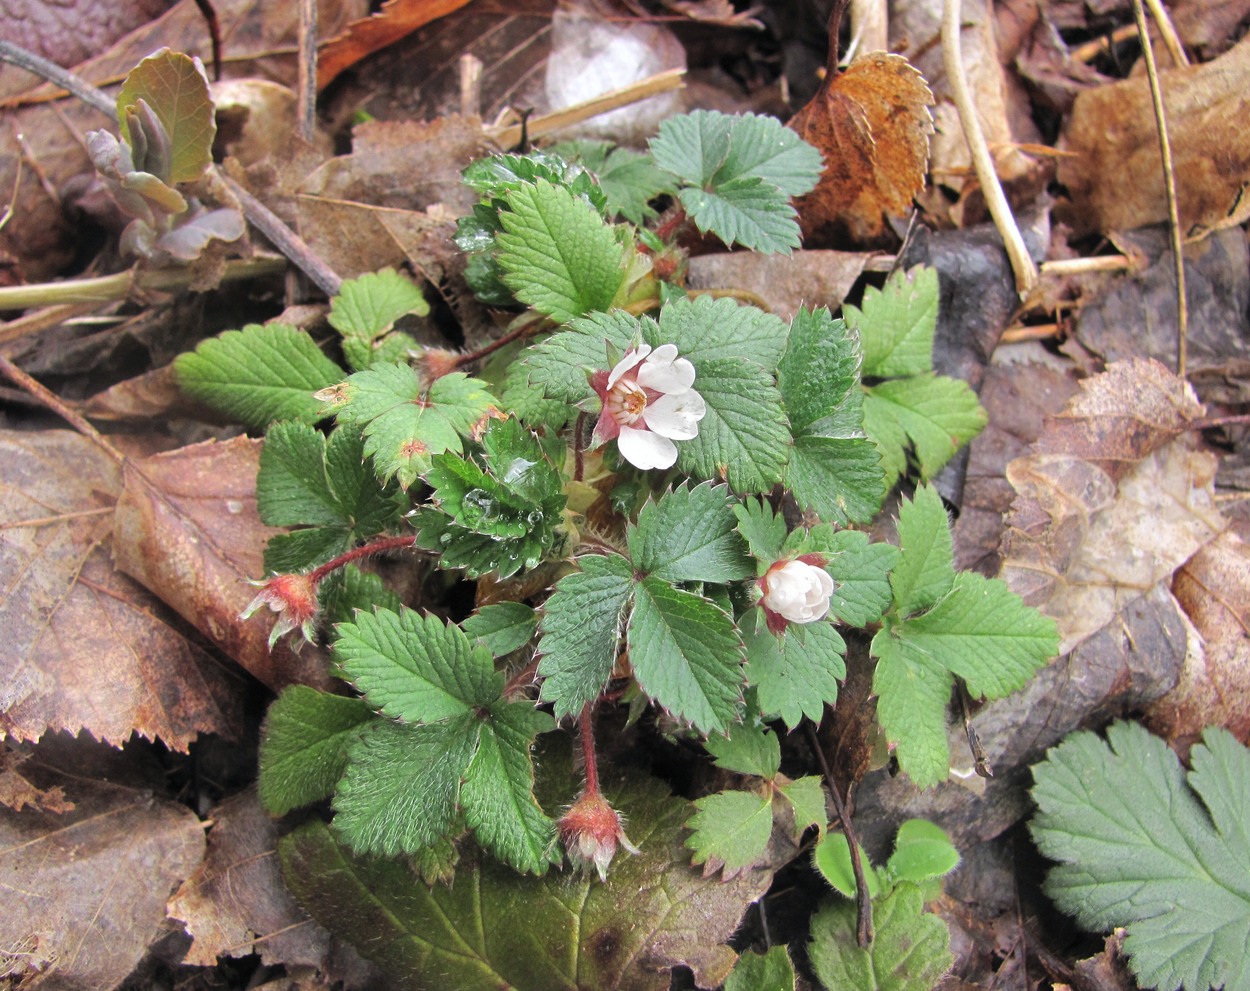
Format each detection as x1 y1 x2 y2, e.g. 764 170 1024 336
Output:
637 350 696 394
617 426 678 469
607 344 651 389
642 389 706 440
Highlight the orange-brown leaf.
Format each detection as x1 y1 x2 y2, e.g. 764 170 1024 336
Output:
317 0 475 91
789 52 934 242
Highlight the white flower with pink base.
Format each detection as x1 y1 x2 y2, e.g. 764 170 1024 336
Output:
590 343 706 470
760 556 834 633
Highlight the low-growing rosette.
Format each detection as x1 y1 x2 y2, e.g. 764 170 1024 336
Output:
760 556 834 633
590 343 706 470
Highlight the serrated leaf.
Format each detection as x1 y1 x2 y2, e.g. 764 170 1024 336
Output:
778 776 827 835
318 565 402 627
258 686 373 816
863 375 987 491
685 789 774 877
778 307 862 435
734 498 786 566
790 527 899 627
463 603 539 656
1031 723 1250 991
869 632 953 788
461 150 606 212
333 717 478 856
785 435 885 527
725 946 795 991
174 324 344 429
678 179 803 254
523 309 643 404
495 180 626 324
537 554 635 720
462 702 558 874
890 485 954 617
334 607 501 724
628 577 744 734
629 483 752 583
117 49 214 183
808 885 953 991
704 720 781 778
846 267 940 379
328 268 429 346
650 109 734 187
595 147 675 224
887 819 960 885
813 832 882 900
743 608 845 730
658 295 790 371
675 356 790 493
501 355 572 430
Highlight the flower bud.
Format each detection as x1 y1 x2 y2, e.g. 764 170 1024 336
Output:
558 792 639 880
240 572 319 649
760 556 834 633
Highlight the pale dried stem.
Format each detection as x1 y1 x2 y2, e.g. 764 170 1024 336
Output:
297 0 319 143
1131 0 1187 379
850 0 888 55
1144 0 1189 67
0 353 124 462
1040 256 1136 276
1071 24 1137 63
941 0 1038 298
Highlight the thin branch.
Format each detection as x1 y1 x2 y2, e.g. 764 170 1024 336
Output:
941 0 1038 299
307 534 422 584
297 0 319 144
0 41 114 117
1131 0 1187 380
1143 0 1189 67
0 354 125 463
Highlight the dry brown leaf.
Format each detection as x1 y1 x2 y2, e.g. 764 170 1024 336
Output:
112 436 336 693
685 249 868 320
1058 34 1250 236
317 0 475 90
0 0 170 70
169 789 341 969
789 41 934 243
1145 530 1250 750
0 430 244 749
0 747 74 814
998 359 1225 655
0 777 205 990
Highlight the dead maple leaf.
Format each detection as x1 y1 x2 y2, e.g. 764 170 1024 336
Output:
0 429 244 750
788 0 934 243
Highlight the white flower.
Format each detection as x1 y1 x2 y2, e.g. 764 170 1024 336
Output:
760 558 834 631
591 343 706 470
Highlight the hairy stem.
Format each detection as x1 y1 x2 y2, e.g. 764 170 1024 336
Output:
307 534 421 585
579 704 601 796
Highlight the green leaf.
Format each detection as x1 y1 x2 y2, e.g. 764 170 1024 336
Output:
174 324 344 429
329 267 429 339
333 717 478 856
704 720 781 778
785 435 885 527
846 266 940 379
326 362 497 488
725 947 795 991
790 527 899 627
117 49 215 183
462 702 558 874
594 147 675 224
1031 723 1250 991
778 776 827 835
675 356 790 493
657 295 789 371
743 608 845 730
863 375 987 492
461 150 606 211
495 180 626 324
258 422 406 573
334 606 501 724
258 686 373 816
537 554 635 720
463 603 539 656
808 885 953 991
813 832 881 900
889 485 954 617
501 354 571 430
629 483 752 583
678 180 803 254
887 819 960 885
629 577 744 734
317 564 402 627
523 309 642 404
869 633 953 788
733 498 786 566
685 789 774 877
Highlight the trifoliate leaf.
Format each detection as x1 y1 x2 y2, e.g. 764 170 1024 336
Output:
537 554 635 720
463 603 539 657
1031 724 1250 991
742 607 846 730
789 526 899 627
733 498 786 566
258 422 407 573
676 356 790 494
889 485 954 617
552 141 676 225
863 375 987 492
325 362 497 488
628 577 744 734
523 309 642 404
886 819 960 886
258 686 373 816
657 295 790 371
846 266 940 379
809 885 953 991
778 776 827 835
704 720 781 778
333 717 478 856
317 564 402 627
813 832 882 900
872 570 1058 786
678 179 804 254
117 49 214 183
461 150 606 213
329 268 429 341
175 323 343 429
629 482 753 583
685 789 774 877
333 606 501 724
461 702 558 874
495 180 626 324
725 946 795 991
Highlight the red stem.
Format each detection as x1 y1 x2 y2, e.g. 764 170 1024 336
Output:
573 412 587 483
452 318 545 369
503 658 541 697
308 534 420 585
652 205 688 244
578 704 601 796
